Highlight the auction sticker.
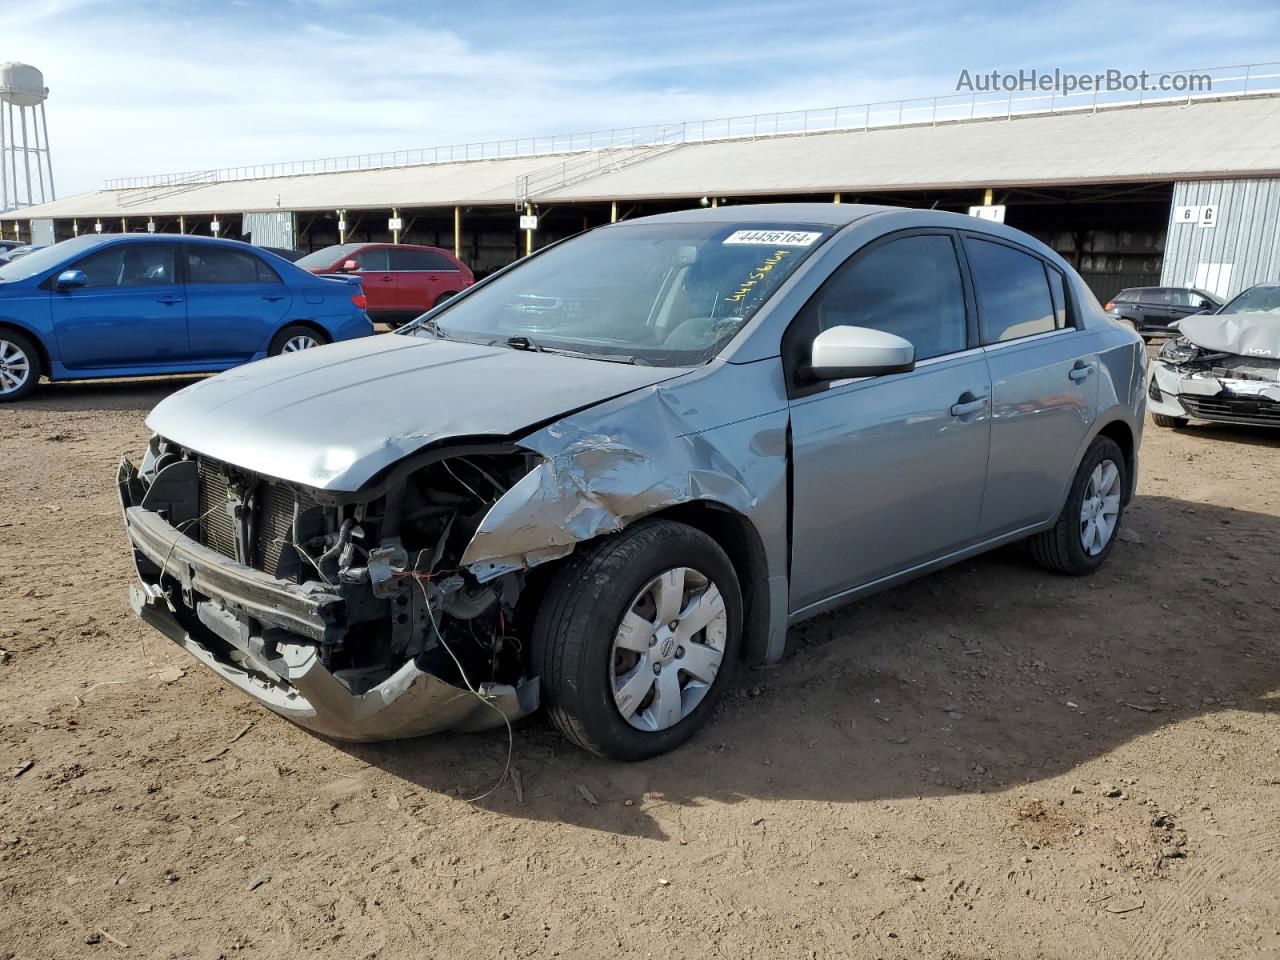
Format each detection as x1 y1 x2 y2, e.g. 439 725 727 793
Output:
724 230 822 246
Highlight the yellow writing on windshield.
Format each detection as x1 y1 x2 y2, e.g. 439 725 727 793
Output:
725 249 791 303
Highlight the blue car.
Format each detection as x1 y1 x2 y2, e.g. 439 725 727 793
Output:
0 234 374 402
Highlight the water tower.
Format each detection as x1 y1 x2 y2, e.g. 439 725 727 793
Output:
0 62 55 212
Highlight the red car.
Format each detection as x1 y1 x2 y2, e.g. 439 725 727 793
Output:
296 243 474 326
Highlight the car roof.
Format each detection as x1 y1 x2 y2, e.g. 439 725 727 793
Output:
61 232 266 251
619 202 898 228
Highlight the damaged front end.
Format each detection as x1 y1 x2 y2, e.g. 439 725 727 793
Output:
1149 337 1280 427
118 437 541 741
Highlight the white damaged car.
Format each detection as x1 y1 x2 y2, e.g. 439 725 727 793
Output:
1148 283 1280 429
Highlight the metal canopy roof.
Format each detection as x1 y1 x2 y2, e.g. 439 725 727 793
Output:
6 93 1280 222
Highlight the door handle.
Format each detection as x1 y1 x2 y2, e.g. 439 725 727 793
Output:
379 276 395 282
950 393 989 417
262 295 286 301
156 295 183 305
1069 362 1093 382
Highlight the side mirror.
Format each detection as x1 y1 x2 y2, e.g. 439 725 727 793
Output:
341 259 359 272
1198 299 1215 311
804 325 915 381
1167 319 1181 332
55 269 87 289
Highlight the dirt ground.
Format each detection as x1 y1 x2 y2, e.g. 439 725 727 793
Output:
2 371 1278 960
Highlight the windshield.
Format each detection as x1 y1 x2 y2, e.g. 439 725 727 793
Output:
1220 285 1280 315
294 243 364 269
406 222 832 365
0 242 73 282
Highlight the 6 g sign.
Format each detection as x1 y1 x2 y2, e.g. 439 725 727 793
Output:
1173 204 1220 228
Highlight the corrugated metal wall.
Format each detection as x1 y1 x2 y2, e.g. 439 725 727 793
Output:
1160 178 1280 299
241 211 296 249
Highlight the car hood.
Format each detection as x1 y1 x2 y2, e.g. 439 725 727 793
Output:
1178 312 1280 358
146 333 689 491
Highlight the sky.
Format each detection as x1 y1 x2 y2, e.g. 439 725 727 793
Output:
3 0 1279 197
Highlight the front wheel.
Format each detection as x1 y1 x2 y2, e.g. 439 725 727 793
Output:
1028 436 1127 576
532 519 743 760
268 325 329 356
0 331 41 403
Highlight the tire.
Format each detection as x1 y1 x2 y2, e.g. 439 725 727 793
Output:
532 519 743 761
1028 436 1127 576
1152 413 1187 428
268 325 329 356
0 330 41 403
434 291 457 308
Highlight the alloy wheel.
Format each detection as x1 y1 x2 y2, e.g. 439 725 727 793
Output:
282 334 320 352
609 566 728 732
0 339 31 395
1079 458 1121 556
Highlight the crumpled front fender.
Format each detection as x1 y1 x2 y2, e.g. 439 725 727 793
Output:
459 372 764 581
456 361 793 663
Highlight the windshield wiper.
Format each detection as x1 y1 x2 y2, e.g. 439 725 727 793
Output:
497 335 636 364
505 335 544 352
413 316 451 340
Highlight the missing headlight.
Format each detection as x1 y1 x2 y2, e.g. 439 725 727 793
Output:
1158 337 1202 366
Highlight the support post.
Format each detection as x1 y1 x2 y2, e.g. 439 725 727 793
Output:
610 200 618 223
524 201 533 257
178 214 185 234
121 217 127 234
39 103 54 202
19 105 32 206
337 209 347 244
983 188 993 206
391 207 400 244
72 218 78 236
453 206 462 259
834 192 842 204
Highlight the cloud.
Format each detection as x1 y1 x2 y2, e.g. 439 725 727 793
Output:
3 0 1276 196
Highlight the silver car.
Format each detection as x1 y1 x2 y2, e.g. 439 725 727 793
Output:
1147 282 1280 429
119 204 1145 760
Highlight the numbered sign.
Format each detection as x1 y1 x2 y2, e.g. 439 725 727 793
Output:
1173 204 1200 224
519 214 539 230
968 205 1006 223
1197 204 1219 229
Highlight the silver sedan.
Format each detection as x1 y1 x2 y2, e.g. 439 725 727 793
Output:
119 203 1146 760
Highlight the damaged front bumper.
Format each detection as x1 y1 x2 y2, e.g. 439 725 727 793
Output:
1148 360 1280 427
118 458 537 742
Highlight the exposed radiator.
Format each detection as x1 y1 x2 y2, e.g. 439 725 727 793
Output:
196 459 318 578
197 460 237 561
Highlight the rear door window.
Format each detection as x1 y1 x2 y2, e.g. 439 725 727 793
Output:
1138 289 1169 305
391 248 456 271
73 244 178 288
187 247 279 284
356 248 391 271
964 237 1057 343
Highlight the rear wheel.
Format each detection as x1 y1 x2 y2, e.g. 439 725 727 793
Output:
434 291 458 308
0 331 40 403
268 325 329 356
1028 436 1127 576
532 519 742 760
1152 413 1187 428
